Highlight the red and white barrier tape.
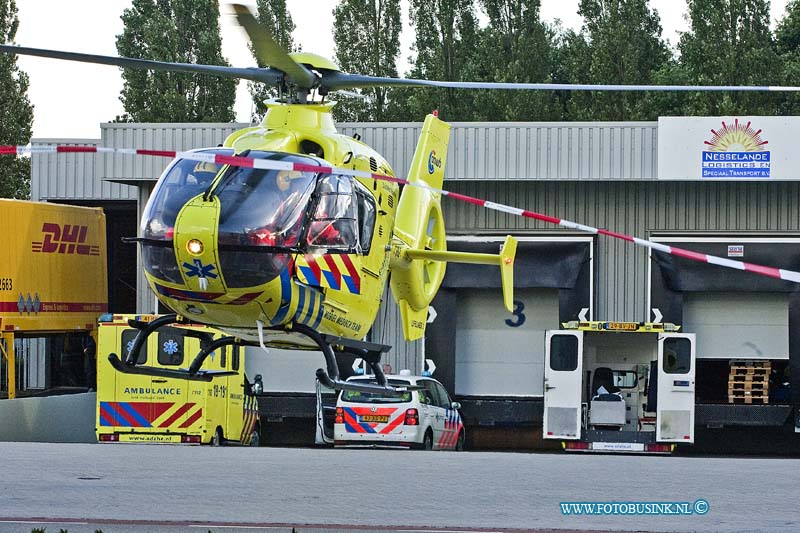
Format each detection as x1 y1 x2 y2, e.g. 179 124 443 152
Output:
4 143 800 284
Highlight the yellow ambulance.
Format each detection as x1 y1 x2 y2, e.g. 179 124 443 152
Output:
96 314 261 445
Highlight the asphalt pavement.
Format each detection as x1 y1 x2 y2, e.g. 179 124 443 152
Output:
0 443 798 533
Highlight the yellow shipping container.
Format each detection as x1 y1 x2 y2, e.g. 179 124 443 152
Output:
0 199 107 397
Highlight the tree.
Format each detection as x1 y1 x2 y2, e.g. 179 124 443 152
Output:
775 0 800 114
116 0 236 122
0 0 32 199
678 0 780 116
332 0 402 122
470 0 562 121
248 0 295 122
562 0 671 120
400 0 481 121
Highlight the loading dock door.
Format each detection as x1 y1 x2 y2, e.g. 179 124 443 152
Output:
455 289 559 396
543 330 583 440
682 292 788 360
656 333 696 443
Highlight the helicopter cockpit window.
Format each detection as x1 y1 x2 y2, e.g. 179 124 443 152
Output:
140 148 229 284
141 150 229 241
215 152 318 288
306 174 360 252
355 182 376 252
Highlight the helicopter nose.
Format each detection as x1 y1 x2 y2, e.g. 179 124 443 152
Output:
172 202 224 293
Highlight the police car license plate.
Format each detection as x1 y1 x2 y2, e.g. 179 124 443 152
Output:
360 415 389 423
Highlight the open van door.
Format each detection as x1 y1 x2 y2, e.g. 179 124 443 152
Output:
656 333 696 443
315 378 335 445
543 330 583 440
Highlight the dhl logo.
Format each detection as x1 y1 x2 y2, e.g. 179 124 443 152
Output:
32 223 100 256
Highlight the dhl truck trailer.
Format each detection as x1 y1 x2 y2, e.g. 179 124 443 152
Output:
0 199 107 398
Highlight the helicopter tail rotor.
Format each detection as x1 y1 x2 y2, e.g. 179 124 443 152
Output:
389 114 451 340
390 113 518 341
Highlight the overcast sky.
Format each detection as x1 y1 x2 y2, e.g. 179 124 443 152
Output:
12 0 791 139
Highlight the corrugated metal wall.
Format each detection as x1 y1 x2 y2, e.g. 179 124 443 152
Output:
29 120 800 334
445 180 800 321
339 122 658 181
31 139 136 201
99 123 247 181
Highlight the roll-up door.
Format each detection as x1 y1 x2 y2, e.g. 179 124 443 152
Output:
455 288 559 396
682 292 788 360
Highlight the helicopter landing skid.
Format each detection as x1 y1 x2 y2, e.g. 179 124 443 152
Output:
107 313 247 382
288 323 404 396
106 314 401 393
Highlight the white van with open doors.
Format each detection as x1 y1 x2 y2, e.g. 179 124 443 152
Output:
543 319 695 453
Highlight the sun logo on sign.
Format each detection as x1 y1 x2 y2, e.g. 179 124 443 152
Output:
704 119 768 152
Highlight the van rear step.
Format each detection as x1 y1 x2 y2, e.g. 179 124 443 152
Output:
563 441 674 454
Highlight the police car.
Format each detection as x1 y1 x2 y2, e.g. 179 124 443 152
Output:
334 370 464 450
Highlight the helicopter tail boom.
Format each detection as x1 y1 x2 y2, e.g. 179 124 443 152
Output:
404 235 517 312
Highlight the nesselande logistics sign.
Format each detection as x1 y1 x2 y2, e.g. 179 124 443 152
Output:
658 116 797 180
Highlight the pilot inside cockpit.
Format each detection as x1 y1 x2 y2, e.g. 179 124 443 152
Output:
306 174 359 249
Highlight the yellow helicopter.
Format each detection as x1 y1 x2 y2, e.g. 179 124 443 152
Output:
3 5 790 393
0 5 517 394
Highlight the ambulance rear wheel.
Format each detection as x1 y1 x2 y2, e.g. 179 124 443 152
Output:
249 425 261 447
211 427 223 447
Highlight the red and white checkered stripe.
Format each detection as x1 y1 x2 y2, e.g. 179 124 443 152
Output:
5 143 800 284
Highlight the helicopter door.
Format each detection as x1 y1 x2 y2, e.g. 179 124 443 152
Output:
543 331 583 440
656 333 696 443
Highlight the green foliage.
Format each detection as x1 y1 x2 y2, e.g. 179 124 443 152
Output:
332 0 402 121
470 0 563 121
248 0 295 122
678 0 781 115
115 0 236 122
0 0 32 199
397 0 481 121
562 0 671 120
775 0 800 113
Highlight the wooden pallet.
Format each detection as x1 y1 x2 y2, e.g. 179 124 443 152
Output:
730 360 772 369
729 367 770 377
728 395 770 404
728 381 769 392
728 373 769 383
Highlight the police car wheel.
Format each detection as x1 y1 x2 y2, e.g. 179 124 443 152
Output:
211 427 223 447
455 431 465 451
423 429 433 451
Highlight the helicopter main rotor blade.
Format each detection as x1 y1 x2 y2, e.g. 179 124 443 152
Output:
231 3 317 89
323 72 800 92
0 44 284 85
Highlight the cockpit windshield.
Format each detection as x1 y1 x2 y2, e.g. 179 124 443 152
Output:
139 149 377 289
141 148 229 240
215 155 316 249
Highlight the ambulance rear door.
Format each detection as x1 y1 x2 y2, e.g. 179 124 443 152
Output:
543 330 584 440
224 345 248 443
151 326 193 431
656 333 696 443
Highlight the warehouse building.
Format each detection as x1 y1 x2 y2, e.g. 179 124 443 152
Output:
26 116 800 451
